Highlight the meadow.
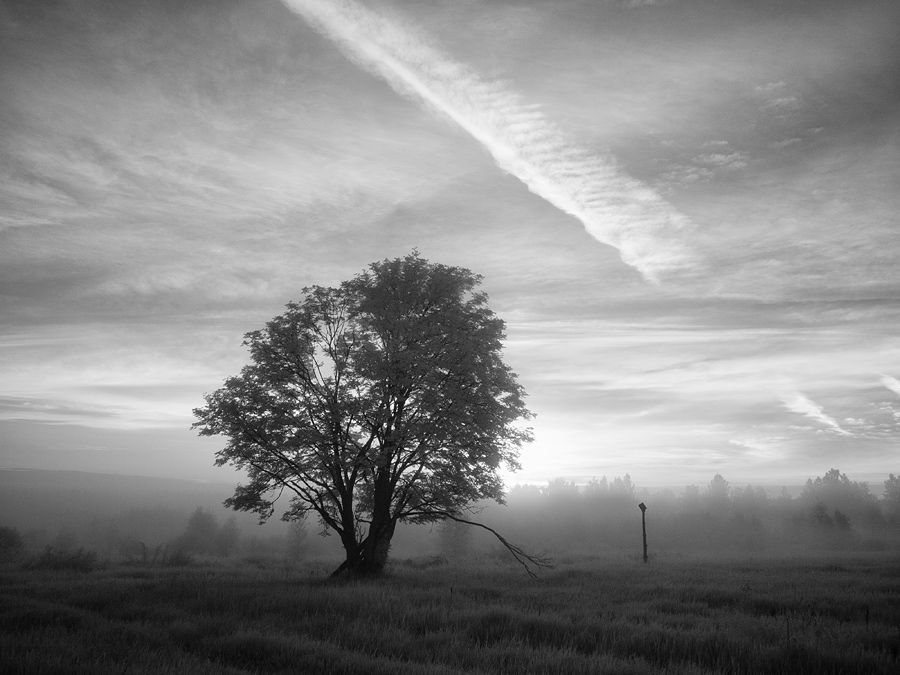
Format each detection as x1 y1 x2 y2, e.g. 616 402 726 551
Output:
2 551 898 675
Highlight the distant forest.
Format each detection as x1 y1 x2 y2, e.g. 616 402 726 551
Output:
1 468 899 567
471 469 900 559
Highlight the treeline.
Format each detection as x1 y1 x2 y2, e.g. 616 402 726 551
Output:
0 506 321 568
4 469 900 568
468 469 900 558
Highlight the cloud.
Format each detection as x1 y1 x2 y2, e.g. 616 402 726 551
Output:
727 437 787 459
761 96 800 112
658 140 749 187
881 374 900 398
769 138 801 150
754 81 801 121
281 0 697 282
693 153 748 170
779 391 850 436
0 326 229 430
755 82 786 94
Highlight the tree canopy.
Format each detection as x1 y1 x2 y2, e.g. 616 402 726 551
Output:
193 252 539 576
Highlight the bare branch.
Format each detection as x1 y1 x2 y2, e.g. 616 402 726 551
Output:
422 510 554 578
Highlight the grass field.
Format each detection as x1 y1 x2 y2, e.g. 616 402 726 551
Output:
2 551 899 674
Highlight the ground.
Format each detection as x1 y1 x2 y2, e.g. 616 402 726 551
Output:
2 551 898 674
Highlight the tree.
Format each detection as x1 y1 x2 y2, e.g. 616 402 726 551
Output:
884 474 900 524
283 515 309 560
215 516 240 557
0 525 24 561
706 474 730 512
175 507 219 555
682 484 702 511
800 469 880 526
733 484 768 518
546 478 580 503
610 474 635 501
584 476 609 500
193 253 543 577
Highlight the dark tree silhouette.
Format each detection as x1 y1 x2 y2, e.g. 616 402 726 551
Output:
801 468 881 526
706 473 730 512
885 473 900 525
174 507 238 556
0 525 24 560
193 252 545 577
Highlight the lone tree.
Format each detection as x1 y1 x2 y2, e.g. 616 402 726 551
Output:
193 252 546 577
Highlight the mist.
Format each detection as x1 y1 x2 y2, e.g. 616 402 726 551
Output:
3 467 897 569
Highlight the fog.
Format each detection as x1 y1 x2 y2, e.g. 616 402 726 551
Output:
2 468 898 568
472 472 899 561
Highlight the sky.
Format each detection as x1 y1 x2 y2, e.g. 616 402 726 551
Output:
2 0 899 490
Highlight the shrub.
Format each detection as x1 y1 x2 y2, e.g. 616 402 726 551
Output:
0 525 24 561
25 546 98 572
165 548 194 567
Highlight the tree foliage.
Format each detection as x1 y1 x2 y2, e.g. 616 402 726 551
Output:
492 471 899 554
884 474 900 524
800 468 881 527
193 253 537 576
173 508 240 557
707 473 730 510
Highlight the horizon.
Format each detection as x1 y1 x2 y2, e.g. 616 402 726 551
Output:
0 465 890 500
2 0 900 489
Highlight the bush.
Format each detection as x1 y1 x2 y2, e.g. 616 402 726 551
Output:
165 548 194 567
0 525 24 561
25 546 98 572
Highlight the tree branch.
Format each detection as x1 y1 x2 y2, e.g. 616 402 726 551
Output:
418 510 554 578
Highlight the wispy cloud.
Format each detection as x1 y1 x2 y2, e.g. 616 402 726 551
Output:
281 0 697 282
779 391 850 436
0 328 226 429
880 374 900 398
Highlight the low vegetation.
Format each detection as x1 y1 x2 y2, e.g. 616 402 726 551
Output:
2 467 899 673
22 546 99 573
2 552 898 675
0 525 24 561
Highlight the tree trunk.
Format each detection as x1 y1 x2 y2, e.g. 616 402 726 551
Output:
330 519 396 578
330 466 398 578
363 518 396 573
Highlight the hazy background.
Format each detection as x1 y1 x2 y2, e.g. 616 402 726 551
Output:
2 0 900 494
2 467 897 567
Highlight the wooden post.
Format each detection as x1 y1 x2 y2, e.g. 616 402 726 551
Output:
638 502 648 563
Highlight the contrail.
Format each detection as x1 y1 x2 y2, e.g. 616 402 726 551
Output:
780 391 850 436
281 0 697 282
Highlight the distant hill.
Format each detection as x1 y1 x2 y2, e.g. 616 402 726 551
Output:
0 468 291 549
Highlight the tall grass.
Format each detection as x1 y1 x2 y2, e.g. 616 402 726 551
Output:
2 552 898 674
